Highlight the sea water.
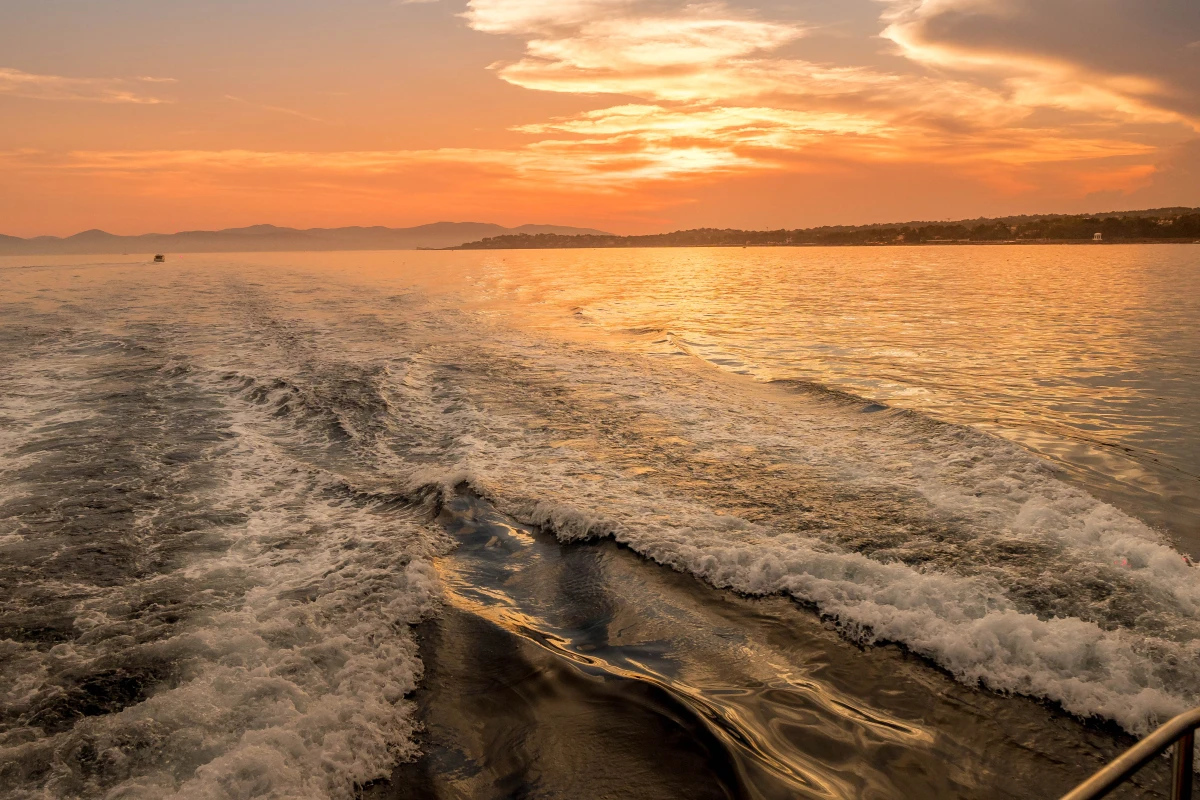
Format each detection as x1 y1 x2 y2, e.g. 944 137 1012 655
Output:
0 245 1196 798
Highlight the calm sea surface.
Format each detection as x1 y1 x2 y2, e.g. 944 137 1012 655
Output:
1 245 1197 799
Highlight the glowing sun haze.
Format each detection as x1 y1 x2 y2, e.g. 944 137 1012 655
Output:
1 0 1197 236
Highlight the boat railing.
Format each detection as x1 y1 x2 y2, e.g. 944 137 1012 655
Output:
1061 707 1200 800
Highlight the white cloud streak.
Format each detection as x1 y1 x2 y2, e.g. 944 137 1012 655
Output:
224 95 330 124
0 68 173 104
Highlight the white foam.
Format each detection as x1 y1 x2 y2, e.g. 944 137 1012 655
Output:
214 274 1200 737
471 472 1199 735
0 355 101 518
354 315 1200 737
1 372 444 799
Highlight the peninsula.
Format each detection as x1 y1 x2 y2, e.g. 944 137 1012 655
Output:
453 208 1200 250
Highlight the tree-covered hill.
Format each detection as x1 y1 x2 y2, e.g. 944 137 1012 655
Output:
455 208 1200 249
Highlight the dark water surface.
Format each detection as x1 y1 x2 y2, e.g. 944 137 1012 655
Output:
376 493 1171 800
1 249 1197 798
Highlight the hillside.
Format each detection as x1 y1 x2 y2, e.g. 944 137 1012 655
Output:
455 208 1200 250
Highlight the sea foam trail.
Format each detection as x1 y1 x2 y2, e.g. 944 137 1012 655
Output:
209 269 1200 737
0 318 443 799
281 297 1197 740
194 269 1200 739
457 378 1200 736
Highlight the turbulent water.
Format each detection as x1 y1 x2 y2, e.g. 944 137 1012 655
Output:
0 246 1197 799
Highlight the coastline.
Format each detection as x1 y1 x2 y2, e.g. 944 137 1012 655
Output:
449 238 1200 251
2 239 1198 258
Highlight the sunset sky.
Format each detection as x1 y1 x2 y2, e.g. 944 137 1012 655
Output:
2 0 1198 236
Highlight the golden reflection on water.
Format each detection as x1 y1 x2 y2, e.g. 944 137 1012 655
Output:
4 245 1196 544
434 501 937 800
445 245 1199 544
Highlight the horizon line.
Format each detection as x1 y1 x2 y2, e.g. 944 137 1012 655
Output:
5 204 1200 242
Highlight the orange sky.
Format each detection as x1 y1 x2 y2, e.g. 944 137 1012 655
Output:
2 0 1198 236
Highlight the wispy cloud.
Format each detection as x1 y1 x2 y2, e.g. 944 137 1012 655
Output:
224 95 330 124
0 68 173 104
0 142 746 187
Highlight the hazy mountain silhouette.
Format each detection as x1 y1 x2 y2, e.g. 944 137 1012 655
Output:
0 222 611 255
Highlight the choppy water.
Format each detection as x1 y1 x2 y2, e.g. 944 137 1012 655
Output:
1 246 1197 799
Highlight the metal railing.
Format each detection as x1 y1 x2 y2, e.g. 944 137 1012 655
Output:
1061 707 1200 800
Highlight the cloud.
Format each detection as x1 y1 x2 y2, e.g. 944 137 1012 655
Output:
461 0 1192 142
5 1 1194 226
452 0 1177 181
224 95 330 124
0 140 749 188
1096 137 1200 208
8 3 1178 210
0 68 173 104
466 1 803 99
881 0 1200 126
465 0 658 34
460 0 1029 167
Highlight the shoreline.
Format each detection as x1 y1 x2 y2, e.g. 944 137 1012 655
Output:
2 238 1196 261
450 238 1200 251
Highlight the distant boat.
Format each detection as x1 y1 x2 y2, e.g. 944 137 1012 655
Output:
153 254 165 263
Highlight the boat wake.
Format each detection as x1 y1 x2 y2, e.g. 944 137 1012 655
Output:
0 258 1196 797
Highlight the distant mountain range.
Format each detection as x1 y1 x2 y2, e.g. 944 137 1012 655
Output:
0 222 611 255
